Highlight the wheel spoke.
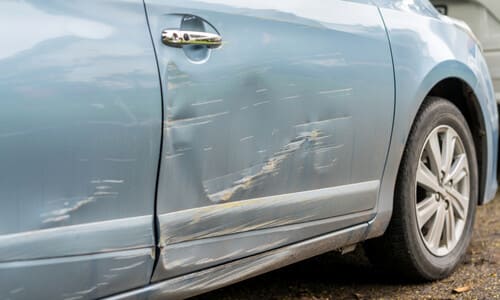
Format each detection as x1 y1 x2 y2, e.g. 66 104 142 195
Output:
446 187 468 220
426 131 443 173
426 204 446 249
452 170 467 186
417 161 441 193
416 195 440 228
441 129 456 174
445 154 467 184
445 205 456 248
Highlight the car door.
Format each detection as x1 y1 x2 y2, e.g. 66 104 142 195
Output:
0 1 161 299
143 0 395 281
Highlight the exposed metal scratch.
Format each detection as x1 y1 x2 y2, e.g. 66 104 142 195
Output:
204 130 330 203
318 88 353 95
42 215 70 223
191 99 223 107
280 95 301 101
95 186 112 190
169 120 212 128
93 191 118 196
101 180 124 184
167 111 229 128
41 179 123 223
253 100 270 107
240 136 254 142
75 286 98 295
165 153 184 160
175 147 193 153
42 196 96 223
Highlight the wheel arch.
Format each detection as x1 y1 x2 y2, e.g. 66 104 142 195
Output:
426 77 487 205
401 60 494 206
367 59 497 240
416 59 498 206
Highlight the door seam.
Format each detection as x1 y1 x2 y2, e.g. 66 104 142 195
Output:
141 0 164 283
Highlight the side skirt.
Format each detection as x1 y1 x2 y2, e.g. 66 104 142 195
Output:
105 223 369 300
155 211 374 279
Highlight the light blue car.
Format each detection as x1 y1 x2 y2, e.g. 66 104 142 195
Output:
0 0 497 299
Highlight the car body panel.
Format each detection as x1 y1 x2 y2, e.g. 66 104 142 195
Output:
153 181 378 280
0 216 152 262
1 249 154 300
0 0 161 298
367 0 498 239
430 0 500 103
105 224 369 300
143 0 395 282
0 1 498 299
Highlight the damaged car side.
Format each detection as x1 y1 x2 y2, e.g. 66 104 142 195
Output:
0 0 497 299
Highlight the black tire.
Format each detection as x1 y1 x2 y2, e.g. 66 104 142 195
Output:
364 97 478 281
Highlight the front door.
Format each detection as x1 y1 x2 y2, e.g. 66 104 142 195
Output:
143 0 395 281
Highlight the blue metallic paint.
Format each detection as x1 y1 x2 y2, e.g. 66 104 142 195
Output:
1 249 154 300
368 0 498 239
152 181 379 281
143 0 396 283
0 0 497 299
0 0 161 298
106 224 370 300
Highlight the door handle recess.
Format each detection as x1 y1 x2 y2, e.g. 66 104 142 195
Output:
162 29 222 49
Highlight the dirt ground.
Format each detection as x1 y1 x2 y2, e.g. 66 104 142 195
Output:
196 193 500 300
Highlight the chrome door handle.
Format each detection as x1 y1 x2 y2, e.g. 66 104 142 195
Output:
162 29 222 49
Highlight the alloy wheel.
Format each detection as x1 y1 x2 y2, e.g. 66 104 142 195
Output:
415 125 470 256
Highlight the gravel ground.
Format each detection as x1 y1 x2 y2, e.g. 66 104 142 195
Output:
195 192 500 300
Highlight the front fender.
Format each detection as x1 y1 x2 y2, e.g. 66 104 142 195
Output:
367 4 498 239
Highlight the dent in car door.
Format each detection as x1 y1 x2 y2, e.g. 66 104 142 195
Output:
143 0 394 281
0 1 161 299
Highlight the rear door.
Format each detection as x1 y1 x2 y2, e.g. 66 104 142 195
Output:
0 1 161 298
143 0 395 281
